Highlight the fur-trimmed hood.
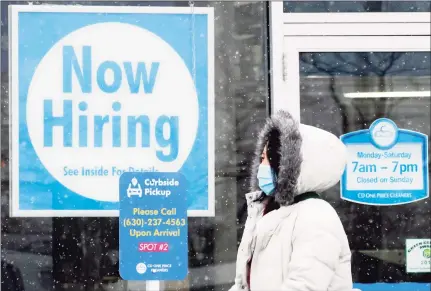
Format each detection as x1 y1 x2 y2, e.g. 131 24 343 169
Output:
250 110 347 205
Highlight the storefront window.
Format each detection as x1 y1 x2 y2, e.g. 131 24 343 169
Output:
299 51 431 283
1 1 269 290
284 1 431 13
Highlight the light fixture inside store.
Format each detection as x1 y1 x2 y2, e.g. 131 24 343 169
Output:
344 91 431 98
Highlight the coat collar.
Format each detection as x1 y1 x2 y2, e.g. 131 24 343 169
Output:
252 192 321 253
293 192 321 204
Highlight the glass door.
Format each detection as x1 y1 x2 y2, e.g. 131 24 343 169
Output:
278 14 430 291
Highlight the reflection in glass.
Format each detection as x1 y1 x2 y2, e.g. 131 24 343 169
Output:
299 51 430 283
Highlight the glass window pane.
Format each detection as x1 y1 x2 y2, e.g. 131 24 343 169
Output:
284 1 431 13
1 1 269 290
299 51 431 283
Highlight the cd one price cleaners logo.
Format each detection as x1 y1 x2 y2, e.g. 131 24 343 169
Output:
26 23 198 202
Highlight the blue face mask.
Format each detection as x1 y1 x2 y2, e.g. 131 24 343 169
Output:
257 164 276 195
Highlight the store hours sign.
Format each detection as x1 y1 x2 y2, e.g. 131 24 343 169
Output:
341 118 429 206
9 5 215 217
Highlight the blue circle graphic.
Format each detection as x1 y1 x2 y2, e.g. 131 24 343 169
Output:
369 118 399 150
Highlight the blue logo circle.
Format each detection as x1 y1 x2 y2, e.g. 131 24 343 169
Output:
369 118 399 150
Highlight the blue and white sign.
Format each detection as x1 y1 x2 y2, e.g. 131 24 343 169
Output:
341 118 429 205
9 5 215 217
119 172 188 280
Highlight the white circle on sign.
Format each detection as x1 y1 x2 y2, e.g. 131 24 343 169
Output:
26 22 199 202
136 263 147 274
369 119 398 149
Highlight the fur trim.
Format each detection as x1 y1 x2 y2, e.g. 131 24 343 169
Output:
250 110 302 205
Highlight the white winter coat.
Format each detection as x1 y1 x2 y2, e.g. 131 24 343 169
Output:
230 111 358 291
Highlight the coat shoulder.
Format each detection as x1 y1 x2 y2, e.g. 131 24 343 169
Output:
292 199 345 234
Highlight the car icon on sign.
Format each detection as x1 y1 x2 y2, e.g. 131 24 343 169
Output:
127 177 142 198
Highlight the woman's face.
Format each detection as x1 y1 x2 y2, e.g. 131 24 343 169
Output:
261 145 270 165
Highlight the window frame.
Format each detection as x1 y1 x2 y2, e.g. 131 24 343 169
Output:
268 7 431 120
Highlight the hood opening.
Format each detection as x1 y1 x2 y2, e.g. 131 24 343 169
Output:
250 111 302 205
266 128 281 177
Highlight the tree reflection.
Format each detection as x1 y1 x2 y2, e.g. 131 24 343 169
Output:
299 52 429 131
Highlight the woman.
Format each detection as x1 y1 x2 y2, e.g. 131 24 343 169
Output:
230 110 357 291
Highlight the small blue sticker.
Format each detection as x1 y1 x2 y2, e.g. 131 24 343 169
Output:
119 172 188 281
340 118 429 206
